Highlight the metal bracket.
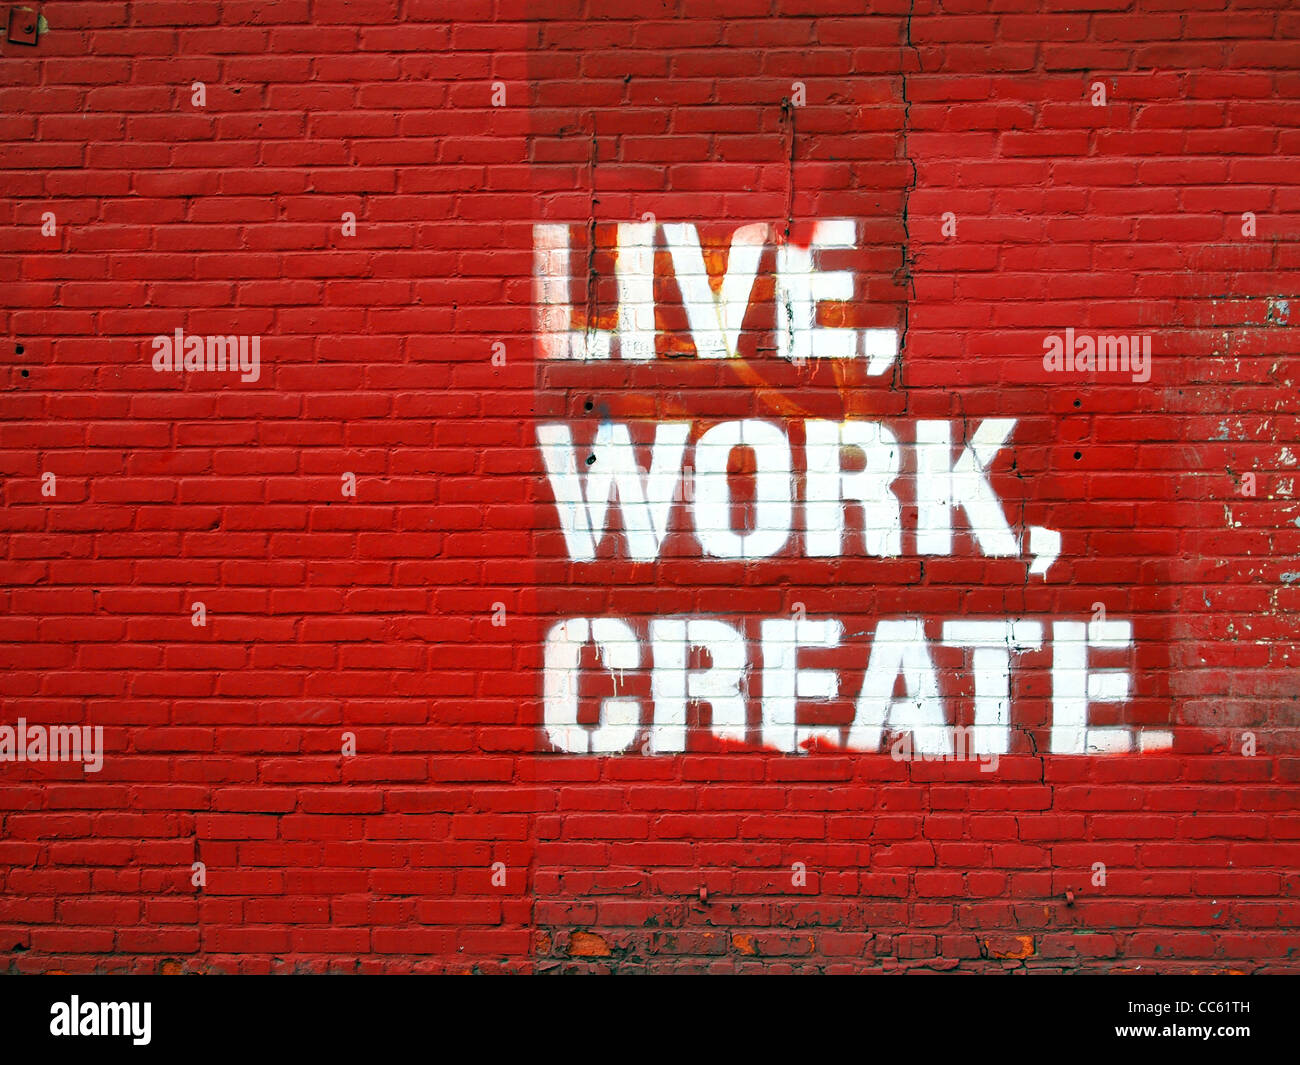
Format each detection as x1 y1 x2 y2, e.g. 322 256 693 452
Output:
7 7 40 46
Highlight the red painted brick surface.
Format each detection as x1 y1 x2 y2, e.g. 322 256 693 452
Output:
2 0 1298 973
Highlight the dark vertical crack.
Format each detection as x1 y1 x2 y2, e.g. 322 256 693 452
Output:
780 96 796 242
585 125 599 348
895 0 920 369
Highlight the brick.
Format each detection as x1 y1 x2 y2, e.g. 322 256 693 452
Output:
0 0 1296 979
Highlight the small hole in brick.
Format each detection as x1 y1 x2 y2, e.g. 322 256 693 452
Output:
21 369 29 378
1073 398 1081 408
1073 451 1082 460
15 344 24 355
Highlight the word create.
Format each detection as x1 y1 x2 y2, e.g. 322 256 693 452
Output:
543 615 1151 756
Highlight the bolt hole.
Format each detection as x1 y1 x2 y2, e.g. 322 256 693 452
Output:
584 398 594 412
21 369 29 378
1072 398 1081 408
15 344 24 355
1073 451 1082 460
585 454 596 466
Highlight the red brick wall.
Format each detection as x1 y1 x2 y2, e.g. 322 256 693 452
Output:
2 0 1297 973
